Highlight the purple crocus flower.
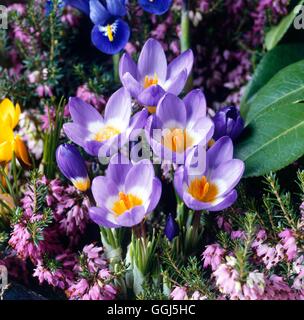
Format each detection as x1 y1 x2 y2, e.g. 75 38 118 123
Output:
213 106 244 141
138 0 173 15
174 137 244 211
119 38 194 109
164 213 179 241
56 144 91 192
145 90 214 163
63 88 148 157
89 154 162 228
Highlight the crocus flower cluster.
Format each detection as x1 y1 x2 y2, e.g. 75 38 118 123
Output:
61 38 245 231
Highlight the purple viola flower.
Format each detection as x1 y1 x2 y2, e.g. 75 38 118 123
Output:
164 213 179 241
213 106 244 141
174 137 245 211
89 0 130 55
138 0 173 15
119 38 194 109
89 154 162 228
63 88 148 157
56 144 91 192
145 90 214 163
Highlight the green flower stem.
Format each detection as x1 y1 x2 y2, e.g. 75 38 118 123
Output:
181 0 193 91
113 53 120 83
181 0 190 52
0 165 17 204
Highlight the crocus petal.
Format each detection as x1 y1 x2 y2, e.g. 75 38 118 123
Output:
137 85 165 107
119 53 138 81
66 0 90 15
63 123 91 149
104 87 131 130
116 205 146 227
207 136 233 170
167 49 193 80
173 166 185 199
0 99 20 129
184 145 207 179
91 176 119 208
0 141 12 163
138 38 167 83
91 19 130 55
164 69 187 95
85 140 104 156
106 0 126 17
183 89 207 125
122 72 143 98
207 190 238 212
89 0 110 25
125 160 154 204
211 159 245 197
146 177 162 213
188 116 214 146
56 144 89 190
68 97 103 132
106 153 132 187
183 192 213 211
156 93 186 129
89 207 120 228
14 135 31 167
138 0 172 15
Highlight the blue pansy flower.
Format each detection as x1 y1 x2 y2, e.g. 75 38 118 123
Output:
89 0 130 55
138 0 172 15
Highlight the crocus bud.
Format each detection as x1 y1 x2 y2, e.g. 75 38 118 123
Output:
213 106 244 141
164 213 179 241
56 144 90 192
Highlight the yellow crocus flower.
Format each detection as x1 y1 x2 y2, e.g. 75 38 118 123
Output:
0 98 21 129
0 99 31 166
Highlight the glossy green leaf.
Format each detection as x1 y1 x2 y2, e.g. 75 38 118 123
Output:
265 0 304 51
244 60 304 125
241 43 304 116
236 103 304 178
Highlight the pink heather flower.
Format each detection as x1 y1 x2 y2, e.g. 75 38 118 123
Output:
67 244 117 300
254 243 284 270
76 84 106 111
216 215 232 233
231 230 245 240
7 4 26 15
28 71 40 84
12 26 31 44
33 253 76 290
36 84 53 97
191 291 207 300
42 178 90 245
279 229 297 261
61 6 80 27
264 275 297 300
170 287 188 300
213 257 242 298
242 272 265 300
202 244 225 271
